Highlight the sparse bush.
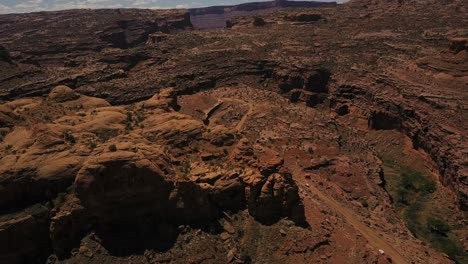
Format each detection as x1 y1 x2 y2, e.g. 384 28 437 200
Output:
89 141 97 149
63 131 76 144
253 16 266 27
426 217 450 236
94 128 119 142
136 110 146 123
400 171 436 194
396 188 410 205
109 144 117 152
126 111 133 123
180 159 191 178
125 111 134 132
56 192 67 206
0 130 8 138
360 198 369 208
388 167 466 261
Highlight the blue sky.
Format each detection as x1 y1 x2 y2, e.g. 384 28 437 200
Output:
0 0 345 14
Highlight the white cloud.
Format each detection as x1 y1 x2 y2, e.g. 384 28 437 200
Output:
0 4 12 14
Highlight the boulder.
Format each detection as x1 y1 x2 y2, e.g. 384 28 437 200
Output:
138 88 178 111
48 86 80 103
244 172 305 225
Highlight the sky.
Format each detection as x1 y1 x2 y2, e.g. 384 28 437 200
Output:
0 0 346 14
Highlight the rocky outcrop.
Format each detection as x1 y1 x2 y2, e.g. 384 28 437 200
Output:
0 88 307 261
48 85 81 103
73 142 242 227
49 196 92 259
243 171 304 224
274 68 331 93
0 205 51 264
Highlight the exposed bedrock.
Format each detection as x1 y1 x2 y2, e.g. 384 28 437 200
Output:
0 204 51 264
74 141 305 228
273 68 331 94
0 9 192 54
0 87 307 262
74 144 221 226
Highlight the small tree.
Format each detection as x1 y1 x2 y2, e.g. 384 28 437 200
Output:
427 217 450 236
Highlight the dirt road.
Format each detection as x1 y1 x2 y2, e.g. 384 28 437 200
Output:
304 184 409 264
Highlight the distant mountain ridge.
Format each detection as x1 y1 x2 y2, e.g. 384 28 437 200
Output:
190 0 336 29
190 0 336 16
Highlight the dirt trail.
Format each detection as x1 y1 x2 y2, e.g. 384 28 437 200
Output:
304 184 409 264
210 98 254 132
233 100 254 132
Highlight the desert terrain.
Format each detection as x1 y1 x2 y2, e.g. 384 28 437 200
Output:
0 0 466 263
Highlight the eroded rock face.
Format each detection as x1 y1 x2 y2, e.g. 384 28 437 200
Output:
75 143 176 225
0 205 50 264
244 172 304 224
49 196 91 259
0 87 306 261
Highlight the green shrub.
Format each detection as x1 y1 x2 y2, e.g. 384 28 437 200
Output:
432 236 466 263
126 111 133 123
360 198 369 208
109 144 117 152
426 217 450 236
63 131 76 144
396 188 410 205
89 141 97 149
400 171 436 194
